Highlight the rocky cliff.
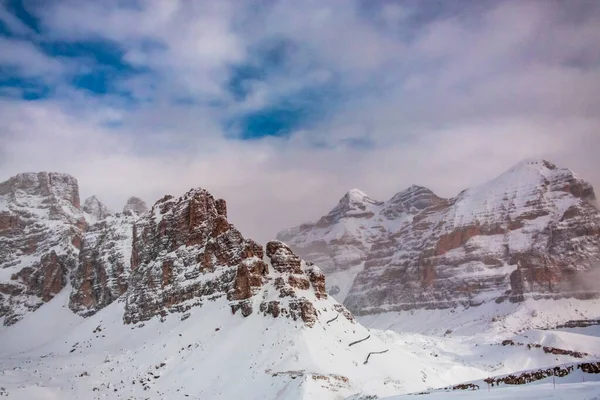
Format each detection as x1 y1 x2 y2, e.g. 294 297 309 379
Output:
123 196 148 215
82 195 112 224
278 160 600 315
0 171 337 328
121 189 329 326
69 212 137 317
0 172 86 325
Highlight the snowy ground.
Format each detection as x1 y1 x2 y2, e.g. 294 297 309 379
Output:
357 297 600 336
1 292 600 399
389 381 600 400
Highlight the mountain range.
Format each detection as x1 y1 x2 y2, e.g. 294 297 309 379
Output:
277 159 600 319
0 160 599 399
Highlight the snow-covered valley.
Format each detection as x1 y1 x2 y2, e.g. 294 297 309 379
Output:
1 289 600 399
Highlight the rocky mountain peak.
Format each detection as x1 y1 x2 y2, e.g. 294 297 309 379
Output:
279 159 600 316
342 188 380 205
65 184 335 328
387 184 445 212
0 172 86 325
318 189 382 226
123 196 148 215
507 158 557 172
0 172 82 210
82 195 112 224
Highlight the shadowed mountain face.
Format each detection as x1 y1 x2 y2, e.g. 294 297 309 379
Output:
277 159 600 315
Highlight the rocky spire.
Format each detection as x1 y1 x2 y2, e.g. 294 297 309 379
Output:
82 195 112 223
123 196 148 215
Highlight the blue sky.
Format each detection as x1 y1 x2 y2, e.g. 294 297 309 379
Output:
1 0 599 241
1 0 345 138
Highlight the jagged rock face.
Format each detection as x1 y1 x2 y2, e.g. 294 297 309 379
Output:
0 172 86 325
122 189 249 324
123 196 148 215
278 160 600 315
82 196 112 224
246 240 329 327
69 213 137 316
120 190 330 327
1 173 345 329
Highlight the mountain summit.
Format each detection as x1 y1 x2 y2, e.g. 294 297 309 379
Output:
277 159 600 316
123 196 149 215
82 195 112 224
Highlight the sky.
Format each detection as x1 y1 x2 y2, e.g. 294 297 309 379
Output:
0 0 599 243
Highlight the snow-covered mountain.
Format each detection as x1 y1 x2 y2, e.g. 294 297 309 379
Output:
1 168 600 399
82 195 112 224
0 172 455 399
0 172 86 325
123 196 148 215
277 159 600 318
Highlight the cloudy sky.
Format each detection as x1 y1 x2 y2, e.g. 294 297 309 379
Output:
1 0 599 243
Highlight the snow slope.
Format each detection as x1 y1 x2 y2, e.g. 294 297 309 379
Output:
388 381 600 400
358 297 600 337
3 290 600 399
0 282 455 400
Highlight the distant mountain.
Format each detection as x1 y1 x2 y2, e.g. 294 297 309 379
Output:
82 195 112 224
0 171 446 399
277 159 600 316
123 196 148 215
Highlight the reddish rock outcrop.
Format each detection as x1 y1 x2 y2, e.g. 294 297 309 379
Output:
2 173 346 330
266 241 303 274
69 213 137 316
229 257 268 301
305 264 327 299
0 172 86 325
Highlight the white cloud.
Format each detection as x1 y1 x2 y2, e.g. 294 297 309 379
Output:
0 37 64 77
0 0 599 243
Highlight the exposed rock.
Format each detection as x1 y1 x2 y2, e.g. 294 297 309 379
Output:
82 195 112 225
298 299 318 327
123 197 148 215
1 172 350 331
260 300 281 318
278 159 600 315
69 213 137 316
228 257 268 301
288 275 310 290
122 188 250 324
333 303 355 322
305 264 327 299
266 241 303 274
0 172 86 325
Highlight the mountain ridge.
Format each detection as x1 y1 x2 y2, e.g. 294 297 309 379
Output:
277 159 600 316
0 171 457 399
